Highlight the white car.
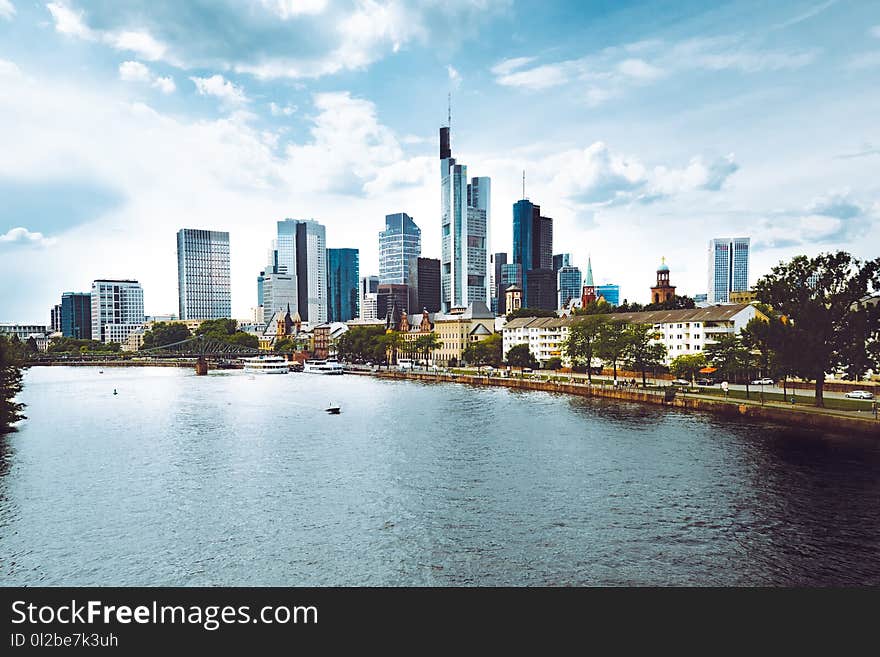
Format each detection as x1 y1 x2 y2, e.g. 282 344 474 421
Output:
750 378 775 385
845 390 874 400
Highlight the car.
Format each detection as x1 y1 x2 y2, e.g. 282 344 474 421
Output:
845 390 875 400
750 378 775 385
671 379 691 386
696 378 715 386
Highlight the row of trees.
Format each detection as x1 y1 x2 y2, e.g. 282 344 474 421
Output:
140 319 259 351
0 335 27 434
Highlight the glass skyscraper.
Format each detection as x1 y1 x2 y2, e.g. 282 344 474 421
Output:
552 253 570 271
557 265 582 309
176 228 231 320
379 213 421 285
327 248 360 322
91 279 144 343
439 124 490 311
60 292 92 339
512 198 553 308
596 284 620 306
707 237 750 303
295 220 327 323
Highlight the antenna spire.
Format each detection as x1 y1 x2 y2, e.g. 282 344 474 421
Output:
522 170 526 199
447 93 451 130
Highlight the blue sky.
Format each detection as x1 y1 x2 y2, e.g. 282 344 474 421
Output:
1 0 879 322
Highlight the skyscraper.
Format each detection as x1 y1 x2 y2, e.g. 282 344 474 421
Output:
360 275 379 319
512 198 553 307
60 292 91 339
408 257 441 313
327 248 360 322
50 304 62 333
596 284 620 306
527 269 557 311
557 265 582 309
295 220 327 323
176 228 231 320
439 122 490 311
552 253 570 271
708 237 750 304
491 252 507 315
379 213 421 285
90 279 144 343
262 273 296 323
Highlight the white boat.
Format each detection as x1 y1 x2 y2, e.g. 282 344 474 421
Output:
243 356 289 374
303 359 344 375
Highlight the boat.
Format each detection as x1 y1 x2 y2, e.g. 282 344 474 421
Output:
243 356 289 374
326 402 341 414
303 359 344 375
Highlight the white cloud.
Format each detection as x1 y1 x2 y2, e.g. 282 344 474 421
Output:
258 0 328 19
447 65 461 88
269 102 297 116
119 61 176 94
0 227 56 247
616 58 663 80
190 75 248 104
0 0 15 21
490 56 536 76
108 31 169 62
0 58 21 77
46 1 94 38
495 63 572 89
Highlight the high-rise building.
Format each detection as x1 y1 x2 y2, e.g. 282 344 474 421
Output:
512 198 553 307
295 219 327 323
327 248 360 322
596 284 620 306
708 237 750 304
359 275 379 319
376 283 409 319
557 265 582 309
262 273 296 324
491 252 507 315
439 122 490 311
408 257 441 313
526 269 557 311
552 253 570 272
60 292 92 339
176 228 231 320
90 279 144 343
379 213 421 285
50 304 62 333
257 239 283 311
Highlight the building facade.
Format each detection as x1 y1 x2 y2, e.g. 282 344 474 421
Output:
90 279 144 343
552 253 570 271
327 248 360 322
596 284 620 307
61 292 92 339
262 273 297 324
376 284 410 319
50 304 62 334
431 301 495 366
491 252 507 315
557 265 582 309
526 268 557 311
708 237 750 304
650 258 676 305
177 228 231 320
512 198 553 308
379 213 421 285
295 219 327 323
0 324 49 341
408 257 441 313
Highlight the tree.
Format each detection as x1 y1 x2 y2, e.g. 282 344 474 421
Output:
669 353 708 382
754 251 880 407
571 299 614 316
377 331 404 367
141 322 192 350
0 335 27 434
740 317 774 379
335 326 386 363
195 318 237 337
506 307 558 321
705 333 752 396
505 343 538 370
595 320 629 383
561 314 607 384
226 332 259 349
413 333 444 369
623 324 667 387
274 337 296 353
545 357 563 370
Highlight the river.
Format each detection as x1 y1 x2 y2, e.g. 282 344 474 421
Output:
1 366 878 585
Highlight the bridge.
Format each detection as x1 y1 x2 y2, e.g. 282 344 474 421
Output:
139 335 262 374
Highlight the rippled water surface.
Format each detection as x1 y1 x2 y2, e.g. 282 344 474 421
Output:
2 366 879 586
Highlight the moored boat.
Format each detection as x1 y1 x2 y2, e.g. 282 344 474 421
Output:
303 359 344 375
243 356 289 374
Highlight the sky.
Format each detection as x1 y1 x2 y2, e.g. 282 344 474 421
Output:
1 0 879 323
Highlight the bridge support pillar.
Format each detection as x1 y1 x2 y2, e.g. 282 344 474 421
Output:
195 356 208 376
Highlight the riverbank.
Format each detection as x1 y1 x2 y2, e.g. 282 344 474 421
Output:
366 369 880 437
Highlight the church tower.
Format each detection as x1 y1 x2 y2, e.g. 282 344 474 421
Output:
650 257 676 304
581 256 596 307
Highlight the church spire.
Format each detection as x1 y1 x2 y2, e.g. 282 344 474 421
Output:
585 256 594 287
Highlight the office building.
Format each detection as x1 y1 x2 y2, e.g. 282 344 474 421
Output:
0 324 49 341
708 237 750 304
295 219 327 323
61 292 92 339
50 304 62 333
499 263 522 316
557 265 582 309
526 268 557 311
327 248 360 323
379 213 421 285
376 283 410 319
596 284 620 307
490 252 507 315
439 122 490 311
360 275 379 320
262 273 297 324
552 254 570 272
408 257 441 313
512 198 553 307
90 279 144 343
176 228 231 320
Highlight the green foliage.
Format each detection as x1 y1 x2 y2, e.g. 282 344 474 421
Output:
412 333 444 368
0 335 27 433
273 337 297 353
377 330 404 365
668 353 708 380
226 332 259 349
595 320 629 381
615 296 695 313
562 314 608 383
334 325 386 363
623 323 667 385
754 251 880 406
195 318 257 351
705 333 751 384
48 337 120 353
571 299 615 316
506 307 558 321
141 322 191 350
545 357 563 370
463 334 502 367
505 343 538 369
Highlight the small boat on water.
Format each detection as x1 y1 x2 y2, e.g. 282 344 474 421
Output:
303 358 344 375
326 402 341 414
243 356 289 374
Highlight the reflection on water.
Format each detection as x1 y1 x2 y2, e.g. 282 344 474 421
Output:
1 366 879 586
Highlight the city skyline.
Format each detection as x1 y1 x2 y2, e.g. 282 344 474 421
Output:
2 1 880 322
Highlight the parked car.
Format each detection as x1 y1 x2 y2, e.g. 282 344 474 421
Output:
845 390 875 400
750 378 775 385
696 378 716 386
671 379 691 386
